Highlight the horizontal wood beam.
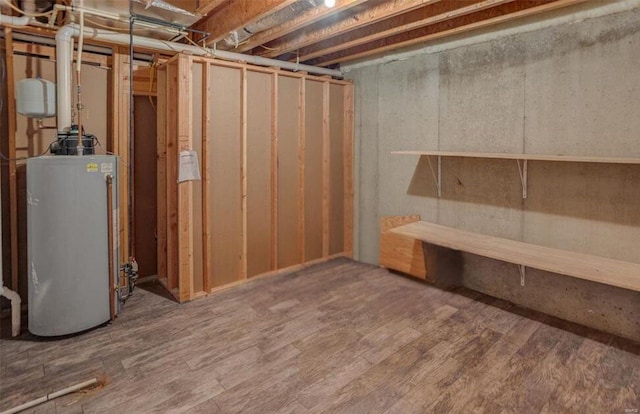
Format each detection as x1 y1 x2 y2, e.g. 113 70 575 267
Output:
235 0 368 54
256 0 442 58
193 0 298 45
294 0 514 62
196 0 228 16
164 0 199 12
311 0 585 66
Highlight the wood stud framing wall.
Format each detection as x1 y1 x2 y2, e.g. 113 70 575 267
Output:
158 54 354 302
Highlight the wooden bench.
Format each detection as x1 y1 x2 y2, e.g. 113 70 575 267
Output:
380 216 640 292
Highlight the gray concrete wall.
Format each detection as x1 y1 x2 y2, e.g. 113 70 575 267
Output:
346 4 640 341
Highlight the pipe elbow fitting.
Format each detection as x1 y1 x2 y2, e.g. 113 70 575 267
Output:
55 24 76 42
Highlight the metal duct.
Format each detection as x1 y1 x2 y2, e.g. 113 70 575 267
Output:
222 0 323 49
77 0 201 40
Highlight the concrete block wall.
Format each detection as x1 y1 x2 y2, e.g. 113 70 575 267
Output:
346 4 640 341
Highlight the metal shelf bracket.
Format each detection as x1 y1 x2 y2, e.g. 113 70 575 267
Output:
517 159 528 199
426 155 442 197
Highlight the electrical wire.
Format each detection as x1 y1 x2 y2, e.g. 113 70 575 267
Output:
0 0 54 17
93 136 128 169
184 34 213 57
148 60 157 113
0 140 55 163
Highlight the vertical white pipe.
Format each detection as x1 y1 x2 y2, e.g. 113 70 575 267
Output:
0 156 21 337
55 26 75 133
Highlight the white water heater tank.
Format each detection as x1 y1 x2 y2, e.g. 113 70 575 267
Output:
15 78 56 118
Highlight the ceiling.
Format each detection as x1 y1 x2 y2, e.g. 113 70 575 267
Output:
170 0 586 68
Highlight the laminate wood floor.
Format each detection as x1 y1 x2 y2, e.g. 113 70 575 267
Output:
1 258 638 413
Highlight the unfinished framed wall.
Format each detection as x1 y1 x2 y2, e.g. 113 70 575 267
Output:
158 54 354 302
1 29 162 300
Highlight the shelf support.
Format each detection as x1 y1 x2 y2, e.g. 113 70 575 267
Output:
519 264 526 287
426 155 442 197
516 159 528 199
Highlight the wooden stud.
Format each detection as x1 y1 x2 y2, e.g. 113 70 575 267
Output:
297 77 306 263
166 60 179 292
156 66 168 286
271 72 279 270
343 83 355 257
202 63 212 293
241 66 248 280
110 47 131 280
5 28 18 292
177 54 194 302
322 81 330 258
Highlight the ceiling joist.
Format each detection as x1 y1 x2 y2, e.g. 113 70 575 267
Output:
311 0 586 66
193 0 299 44
290 0 515 63
254 0 443 59
183 0 588 68
195 0 228 16
233 0 369 54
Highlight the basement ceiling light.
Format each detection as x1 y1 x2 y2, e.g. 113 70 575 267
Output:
324 0 335 7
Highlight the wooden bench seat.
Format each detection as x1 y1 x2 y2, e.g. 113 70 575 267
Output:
386 219 640 292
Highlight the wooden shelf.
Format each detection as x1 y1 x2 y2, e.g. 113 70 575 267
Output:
391 221 640 292
391 150 640 199
391 151 640 164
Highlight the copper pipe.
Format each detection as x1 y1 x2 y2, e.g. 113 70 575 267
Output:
106 175 115 321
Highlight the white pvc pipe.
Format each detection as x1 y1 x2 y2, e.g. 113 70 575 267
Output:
0 10 31 26
0 378 98 414
56 25 74 132
63 24 341 72
0 282 20 337
55 21 342 132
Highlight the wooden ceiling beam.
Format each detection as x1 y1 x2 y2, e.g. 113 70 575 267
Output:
193 0 298 44
233 0 369 54
164 0 199 12
195 0 228 16
292 0 515 62
310 0 585 66
254 0 443 58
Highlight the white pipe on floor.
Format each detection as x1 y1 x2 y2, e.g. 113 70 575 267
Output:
0 161 20 337
0 282 20 337
0 378 98 414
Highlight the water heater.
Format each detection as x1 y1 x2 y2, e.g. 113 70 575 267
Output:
27 155 120 336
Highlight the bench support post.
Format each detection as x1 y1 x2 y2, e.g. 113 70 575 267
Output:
519 264 526 286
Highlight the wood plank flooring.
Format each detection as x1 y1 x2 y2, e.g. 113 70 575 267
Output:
1 258 638 413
